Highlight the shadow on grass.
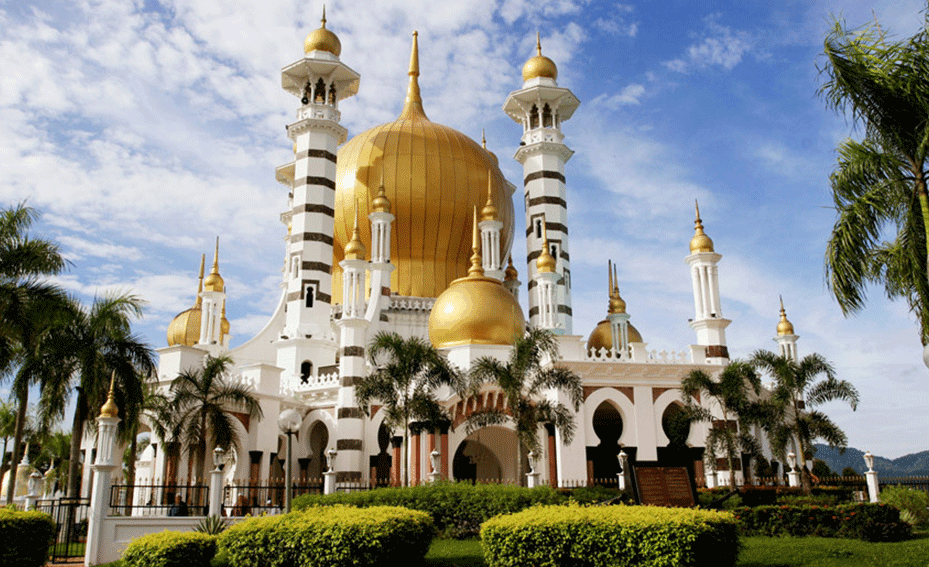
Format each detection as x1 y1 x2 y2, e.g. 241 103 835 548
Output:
424 538 487 567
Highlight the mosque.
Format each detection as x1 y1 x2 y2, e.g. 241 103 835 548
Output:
125 15 801 492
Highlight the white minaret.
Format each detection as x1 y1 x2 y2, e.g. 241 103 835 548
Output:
336 206 369 484
504 34 579 334
479 171 504 281
533 219 560 331
364 181 395 328
685 201 730 363
774 296 799 361
607 261 631 356
280 11 359 339
503 256 520 301
198 238 226 353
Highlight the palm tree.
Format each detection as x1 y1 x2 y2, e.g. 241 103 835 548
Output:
169 354 263 482
37 293 156 498
751 350 859 492
358 332 463 486
0 400 16 481
0 203 69 504
465 327 583 484
681 361 765 487
820 13 929 342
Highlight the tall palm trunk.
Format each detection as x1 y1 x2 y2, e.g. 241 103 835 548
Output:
67 390 88 498
124 420 138 512
4 390 28 504
916 175 929 320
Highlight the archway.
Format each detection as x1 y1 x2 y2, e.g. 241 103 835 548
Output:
305 421 329 480
370 421 392 486
590 401 624 485
452 427 523 483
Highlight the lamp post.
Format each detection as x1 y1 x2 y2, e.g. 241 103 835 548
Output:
786 451 800 488
863 451 879 503
616 449 628 491
278 408 301 513
209 447 226 517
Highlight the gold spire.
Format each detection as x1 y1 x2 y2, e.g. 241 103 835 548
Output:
99 372 119 418
481 129 487 148
522 31 558 81
689 199 715 253
343 203 367 260
480 170 498 221
304 4 342 56
203 237 225 292
536 216 556 273
608 261 626 314
504 255 518 282
195 254 205 307
399 31 428 120
777 295 795 336
372 175 392 213
468 207 484 277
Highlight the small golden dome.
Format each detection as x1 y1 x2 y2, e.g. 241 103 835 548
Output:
480 171 498 222
99 374 119 418
522 33 558 82
167 255 205 347
607 261 626 314
536 217 556 273
304 7 341 56
777 296 795 336
504 256 518 282
203 238 225 292
372 182 392 213
690 200 714 253
343 207 367 260
429 210 525 348
587 319 643 354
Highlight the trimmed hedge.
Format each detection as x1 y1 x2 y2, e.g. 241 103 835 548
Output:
218 505 434 567
0 507 55 567
292 481 564 538
880 485 929 527
733 502 911 542
122 531 217 567
481 504 740 567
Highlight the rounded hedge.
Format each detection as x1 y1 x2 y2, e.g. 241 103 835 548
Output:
0 507 55 567
122 531 217 567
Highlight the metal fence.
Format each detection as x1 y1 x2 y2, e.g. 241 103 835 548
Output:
35 497 90 563
881 476 929 493
109 481 209 516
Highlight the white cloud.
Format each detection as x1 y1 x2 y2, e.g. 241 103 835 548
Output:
590 84 646 108
664 18 754 73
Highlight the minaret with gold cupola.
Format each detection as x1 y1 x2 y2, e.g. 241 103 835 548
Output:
504 33 580 334
480 170 505 281
533 218 560 331
198 238 227 352
774 296 798 361
685 201 730 363
279 9 359 339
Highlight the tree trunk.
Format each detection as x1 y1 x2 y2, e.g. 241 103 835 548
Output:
915 174 929 341
67 390 88 498
124 421 138 512
4 389 28 505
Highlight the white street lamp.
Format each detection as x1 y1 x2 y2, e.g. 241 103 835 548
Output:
212 447 226 472
278 408 302 513
786 452 797 472
863 451 874 472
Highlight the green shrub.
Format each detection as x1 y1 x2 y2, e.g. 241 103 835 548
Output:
697 488 742 509
292 481 564 538
480 504 740 567
122 531 217 567
561 485 626 504
880 486 929 527
0 507 55 567
733 503 911 542
776 493 838 507
218 505 433 567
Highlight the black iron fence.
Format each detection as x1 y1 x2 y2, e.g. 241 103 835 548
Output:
108 481 208 516
34 497 90 562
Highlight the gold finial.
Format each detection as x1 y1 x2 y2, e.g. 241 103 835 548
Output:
400 31 428 120
481 129 487 149
304 4 341 56
372 174 392 213
536 31 542 56
195 254 205 307
321 4 327 27
537 216 556 273
99 371 119 418
777 295 795 336
203 237 225 292
608 262 626 314
480 170 498 221
468 207 484 277
344 201 367 260
522 31 558 81
689 199 715 253
504 255 518 281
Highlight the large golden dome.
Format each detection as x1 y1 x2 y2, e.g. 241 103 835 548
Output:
168 255 205 347
429 212 525 348
331 32 514 302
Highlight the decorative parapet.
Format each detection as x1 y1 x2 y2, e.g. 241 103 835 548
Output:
387 295 435 312
583 346 692 364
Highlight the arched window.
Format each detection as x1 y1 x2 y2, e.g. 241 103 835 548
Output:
300 361 313 384
315 78 326 103
542 104 552 127
529 105 539 129
305 285 316 308
328 84 337 105
535 218 543 238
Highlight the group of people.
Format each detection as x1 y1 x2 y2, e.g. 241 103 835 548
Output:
165 493 282 517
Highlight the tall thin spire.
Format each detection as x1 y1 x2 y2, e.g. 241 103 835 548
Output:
211 237 220 276
468 207 484 277
536 31 542 56
480 169 497 221
400 31 428 120
690 199 714 253
537 215 556 273
195 254 205 307
608 259 614 298
321 4 327 27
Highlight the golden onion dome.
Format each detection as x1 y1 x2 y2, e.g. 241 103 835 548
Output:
304 7 341 56
777 297 795 336
480 172 498 222
690 200 714 253
203 238 225 292
167 255 205 347
522 33 558 82
343 208 367 260
372 183 392 214
332 32 514 301
587 319 643 354
536 217 556 273
99 374 119 418
429 210 525 348
504 256 518 282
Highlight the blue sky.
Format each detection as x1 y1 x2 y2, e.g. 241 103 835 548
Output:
1 0 926 460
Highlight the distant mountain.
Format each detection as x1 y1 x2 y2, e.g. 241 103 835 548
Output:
813 444 929 477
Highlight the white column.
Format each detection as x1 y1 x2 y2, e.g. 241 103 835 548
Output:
85 412 120 567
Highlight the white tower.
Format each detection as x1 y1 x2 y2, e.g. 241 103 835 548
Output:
774 297 798 361
685 202 730 363
479 171 504 281
533 220 560 331
198 238 226 353
504 34 580 334
607 262 631 356
279 11 359 340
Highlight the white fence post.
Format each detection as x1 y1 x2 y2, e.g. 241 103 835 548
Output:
85 382 121 566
